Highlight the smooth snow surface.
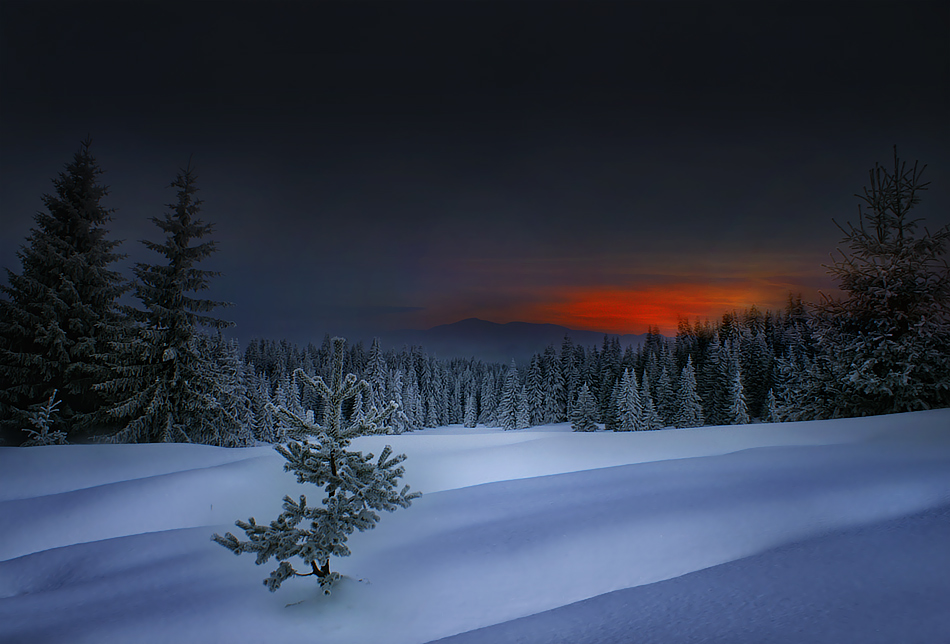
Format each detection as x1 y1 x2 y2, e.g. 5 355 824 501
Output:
1 411 949 644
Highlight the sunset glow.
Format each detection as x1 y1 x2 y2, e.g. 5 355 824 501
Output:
523 283 806 335
417 277 828 336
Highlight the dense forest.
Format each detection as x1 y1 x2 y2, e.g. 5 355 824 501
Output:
2 143 947 447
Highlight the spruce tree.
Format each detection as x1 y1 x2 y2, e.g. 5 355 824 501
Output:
725 368 750 425
97 163 240 444
516 384 531 429
617 368 642 431
542 346 564 423
673 356 704 428
571 382 599 432
654 365 675 426
463 391 477 428
639 372 663 430
764 388 779 423
787 148 950 418
214 337 419 593
19 389 68 446
499 361 520 431
0 140 128 443
477 371 497 427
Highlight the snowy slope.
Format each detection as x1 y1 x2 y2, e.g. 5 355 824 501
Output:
1 410 948 644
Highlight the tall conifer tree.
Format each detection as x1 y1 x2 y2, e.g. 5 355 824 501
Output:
0 140 128 443
98 163 239 443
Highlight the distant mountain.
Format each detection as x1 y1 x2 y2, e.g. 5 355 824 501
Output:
366 318 651 365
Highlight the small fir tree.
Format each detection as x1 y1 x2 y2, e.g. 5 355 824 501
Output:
499 361 520 431
725 369 750 425
571 383 599 432
616 368 643 431
764 388 779 423
214 337 420 593
639 372 663 430
463 391 477 428
516 384 531 429
673 356 704 428
20 389 68 446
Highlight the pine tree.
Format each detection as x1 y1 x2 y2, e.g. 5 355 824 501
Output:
388 368 408 433
617 369 642 431
654 365 675 426
787 148 950 418
477 371 497 427
542 345 563 424
97 163 239 444
463 391 477 428
571 382 599 432
764 388 779 423
725 366 750 425
20 389 68 446
499 361 520 431
516 384 531 429
673 356 704 428
366 337 389 409
639 372 662 430
214 337 420 593
0 140 128 443
525 355 543 426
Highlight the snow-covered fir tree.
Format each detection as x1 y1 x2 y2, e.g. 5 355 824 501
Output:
478 371 497 427
525 356 543 426
654 364 675 426
213 337 420 594
616 368 642 431
0 140 129 444
20 389 68 447
498 361 520 431
673 356 704 428
97 163 243 444
516 383 531 430
725 366 750 425
388 368 408 433
542 345 564 423
639 372 663 430
782 148 950 418
764 388 779 423
571 382 599 432
463 391 477 428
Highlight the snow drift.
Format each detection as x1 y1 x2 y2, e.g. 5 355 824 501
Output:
1 410 949 644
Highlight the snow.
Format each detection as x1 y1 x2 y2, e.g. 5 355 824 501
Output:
2 410 949 644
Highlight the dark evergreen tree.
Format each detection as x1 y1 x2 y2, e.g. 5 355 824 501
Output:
725 364 750 425
499 361 520 431
97 163 240 444
571 382 599 432
673 356 704 428
542 345 564 423
616 368 642 431
783 148 950 418
0 140 128 443
525 355 543 426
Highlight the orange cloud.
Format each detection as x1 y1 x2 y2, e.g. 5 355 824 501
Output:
505 280 817 335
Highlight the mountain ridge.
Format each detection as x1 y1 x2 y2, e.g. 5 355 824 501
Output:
365 318 652 365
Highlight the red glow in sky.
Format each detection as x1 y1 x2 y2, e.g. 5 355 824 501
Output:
423 278 826 336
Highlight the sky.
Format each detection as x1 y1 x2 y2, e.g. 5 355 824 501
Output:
1 0 948 345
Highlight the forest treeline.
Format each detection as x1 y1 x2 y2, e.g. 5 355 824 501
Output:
242 301 805 439
1 142 948 446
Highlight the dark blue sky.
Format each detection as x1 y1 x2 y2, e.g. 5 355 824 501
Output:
2 1 947 345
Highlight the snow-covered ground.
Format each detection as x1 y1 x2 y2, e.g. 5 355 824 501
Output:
2 411 949 644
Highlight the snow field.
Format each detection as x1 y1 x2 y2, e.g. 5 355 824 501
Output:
1 409 948 644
